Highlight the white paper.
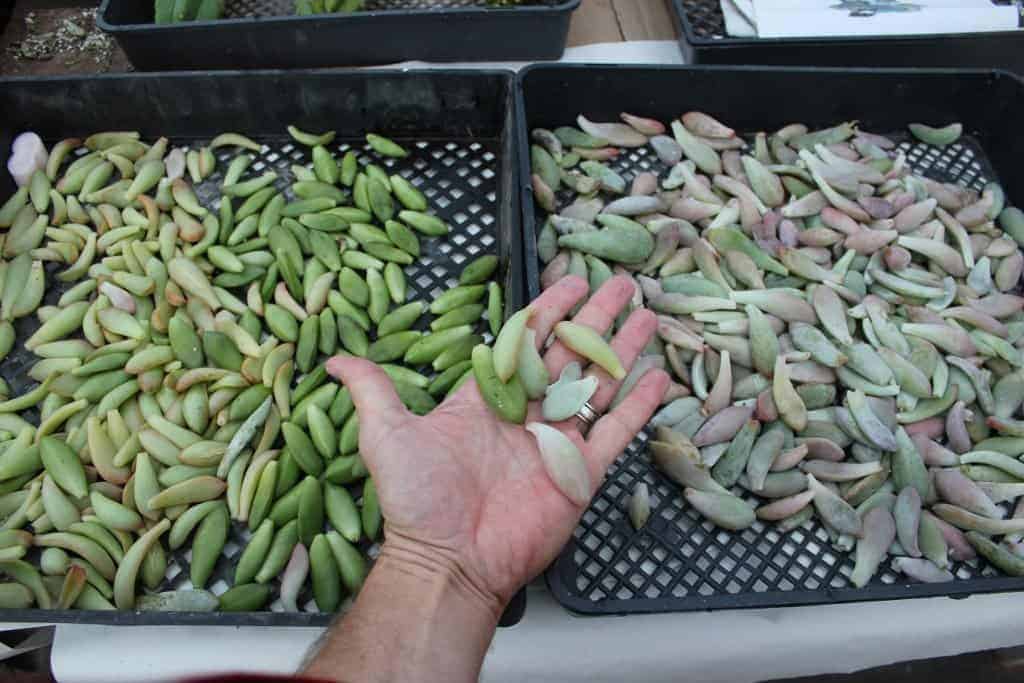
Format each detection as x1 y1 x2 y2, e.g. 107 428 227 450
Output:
722 0 758 37
753 0 1019 38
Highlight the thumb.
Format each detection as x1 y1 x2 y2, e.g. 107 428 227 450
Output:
325 356 410 438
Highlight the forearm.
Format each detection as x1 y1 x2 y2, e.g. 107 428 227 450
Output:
302 539 503 683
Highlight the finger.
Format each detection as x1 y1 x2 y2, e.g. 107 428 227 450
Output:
584 307 658 414
543 275 636 379
584 369 670 479
325 356 410 439
526 401 546 424
441 372 479 406
543 307 658 435
543 411 584 444
527 275 589 350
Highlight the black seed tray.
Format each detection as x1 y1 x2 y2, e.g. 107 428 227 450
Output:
0 68 525 626
671 0 1024 74
97 0 579 71
517 63 1024 615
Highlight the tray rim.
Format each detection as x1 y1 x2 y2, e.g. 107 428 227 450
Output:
96 0 581 33
0 65 519 87
670 0 1024 49
0 583 527 625
545 565 1024 616
515 61 1024 616
0 65 527 628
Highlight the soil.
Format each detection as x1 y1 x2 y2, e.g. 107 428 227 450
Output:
0 3 132 76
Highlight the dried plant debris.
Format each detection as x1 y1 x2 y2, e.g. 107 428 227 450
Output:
8 10 114 69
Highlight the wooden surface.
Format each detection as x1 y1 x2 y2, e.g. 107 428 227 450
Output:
568 0 679 46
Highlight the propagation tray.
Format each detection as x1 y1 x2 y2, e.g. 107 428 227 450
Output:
671 0 1024 75
517 63 1024 615
97 0 580 71
0 67 526 626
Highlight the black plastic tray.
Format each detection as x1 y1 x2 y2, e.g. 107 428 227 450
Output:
517 63 1024 615
672 0 1024 74
0 68 526 627
97 0 579 71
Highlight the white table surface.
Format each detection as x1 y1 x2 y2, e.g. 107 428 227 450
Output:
47 583 1024 683
14 38 1024 681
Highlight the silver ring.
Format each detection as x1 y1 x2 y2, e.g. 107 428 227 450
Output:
574 401 599 431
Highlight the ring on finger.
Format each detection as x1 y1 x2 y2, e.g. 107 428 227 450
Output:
574 401 600 433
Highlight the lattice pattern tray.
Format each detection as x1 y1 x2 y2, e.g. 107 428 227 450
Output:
675 0 726 41
540 132 1024 614
0 133 508 625
98 0 579 71
2 134 519 626
0 69 525 625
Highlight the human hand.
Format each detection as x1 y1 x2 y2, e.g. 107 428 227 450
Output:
325 274 669 613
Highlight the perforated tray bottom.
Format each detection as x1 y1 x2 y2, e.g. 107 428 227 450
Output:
547 133 1020 615
3 134 502 621
678 0 726 40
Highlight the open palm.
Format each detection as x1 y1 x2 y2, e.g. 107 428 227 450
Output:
325 275 669 606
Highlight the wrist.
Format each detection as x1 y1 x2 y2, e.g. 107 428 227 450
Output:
375 533 506 624
312 536 501 682
302 534 503 682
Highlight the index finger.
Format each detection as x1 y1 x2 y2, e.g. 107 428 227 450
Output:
443 275 587 409
542 275 637 379
526 275 589 347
